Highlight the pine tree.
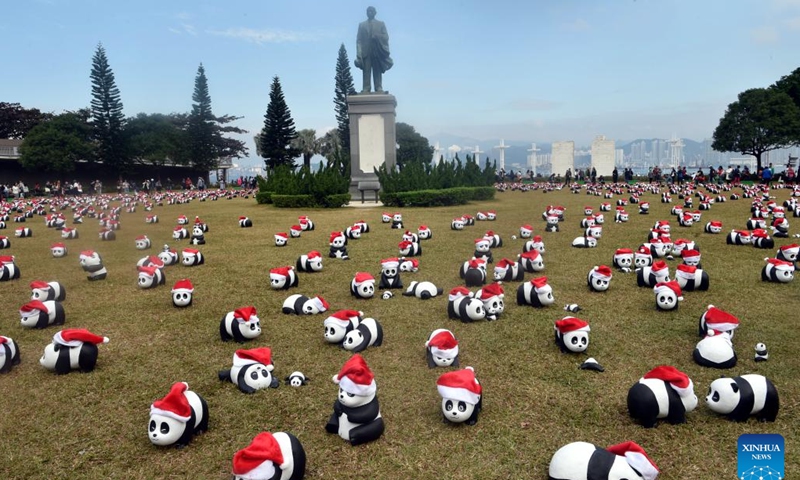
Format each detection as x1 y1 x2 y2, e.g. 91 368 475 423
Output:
334 44 356 155
187 63 219 173
260 76 300 169
90 43 127 173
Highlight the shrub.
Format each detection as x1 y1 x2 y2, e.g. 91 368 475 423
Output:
255 191 273 204
321 193 351 208
271 194 317 208
375 154 496 193
257 162 350 208
380 186 495 207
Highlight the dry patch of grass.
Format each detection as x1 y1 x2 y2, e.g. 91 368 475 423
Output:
1 186 798 479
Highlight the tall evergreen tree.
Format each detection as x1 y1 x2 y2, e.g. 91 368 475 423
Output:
334 44 356 155
187 63 219 173
90 43 127 172
260 76 300 169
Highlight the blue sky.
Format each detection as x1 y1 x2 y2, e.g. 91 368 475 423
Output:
3 0 799 164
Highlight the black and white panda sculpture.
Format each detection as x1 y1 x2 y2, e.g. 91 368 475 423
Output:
0 236 10 249
378 258 403 289
634 246 653 268
751 229 774 249
15 227 32 237
517 250 545 273
474 283 505 321
437 367 482 425
517 276 555 307
61 227 78 239
399 240 421 257
220 306 262 343
148 382 209 448
391 212 403 229
299 215 314 231
238 216 253 227
636 260 670 287
483 230 502 248
269 266 298 290
762 258 794 283
627 365 698 428
296 250 323 272
654 281 683 311
746 218 767 230
135 235 152 250
181 248 204 266
231 431 306 480
158 245 179 266
98 228 116 241
342 317 383 353
30 280 66 302
473 238 493 263
494 258 524 282
274 232 289 247
325 354 384 446
350 272 376 299
694 330 736 369
285 371 310 387
612 248 634 271
345 225 362 240
137 265 166 289
587 265 613 292
0 256 19 281
776 243 799 263
706 374 779 422
79 250 107 281
523 235 546 254
399 257 419 273
0 336 21 373
425 329 460 368
19 300 65 329
403 280 443 300
39 328 109 374
323 310 362 344
447 287 482 321
218 347 279 393
171 279 194 308
451 217 465 230
549 441 659 480
173 226 189 240
460 258 487 287
675 264 709 291
726 230 751 245
282 294 329 315
704 220 722 233
554 317 590 353
329 231 349 260
571 236 597 248
544 215 560 232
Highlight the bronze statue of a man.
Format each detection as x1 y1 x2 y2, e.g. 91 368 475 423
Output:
355 6 393 93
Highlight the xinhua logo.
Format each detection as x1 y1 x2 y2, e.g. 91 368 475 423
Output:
738 434 784 480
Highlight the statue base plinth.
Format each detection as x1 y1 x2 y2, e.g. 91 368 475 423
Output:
347 93 397 198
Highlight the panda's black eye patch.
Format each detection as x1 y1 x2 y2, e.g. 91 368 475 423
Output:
712 391 719 402
445 400 453 412
160 422 170 434
149 420 156 432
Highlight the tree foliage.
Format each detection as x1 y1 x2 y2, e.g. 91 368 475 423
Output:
375 153 495 193
291 128 320 170
90 43 128 172
396 122 434 169
334 44 356 155
773 67 800 144
187 63 217 172
19 112 94 174
260 76 300 169
0 102 52 139
125 113 188 167
712 88 800 170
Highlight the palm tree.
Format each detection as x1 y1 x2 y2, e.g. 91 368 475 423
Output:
319 128 341 162
291 128 319 170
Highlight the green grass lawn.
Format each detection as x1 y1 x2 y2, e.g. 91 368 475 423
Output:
1 186 798 479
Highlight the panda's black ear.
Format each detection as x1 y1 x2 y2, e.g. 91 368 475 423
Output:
731 382 739 393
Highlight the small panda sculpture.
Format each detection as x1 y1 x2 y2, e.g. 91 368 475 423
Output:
270 266 299 290
437 367 482 425
158 245 179 266
296 250 323 272
354 220 369 234
145 214 158 224
40 328 109 374
451 217 465 230
698 305 739 338
727 230 752 245
776 243 799 263
282 294 329 315
285 371 310 387
342 317 383 352
290 225 302 238
754 343 769 362
447 287 486 323
571 236 597 248
274 232 289 247
680 249 702 268
231 431 306 480
399 257 419 273
137 255 165 270
548 441 660 480
378 258 403 289
706 374 779 422
299 215 314 231
751 229 774 249
544 215 560 232
494 258 524 282
675 264 709 291
523 235 546 253
519 224 533 238
475 282 505 321
554 317 590 353
15 227 32 237
693 330 736 369
173 226 189 240
391 212 403 229
517 249 545 273
704 220 722 233
350 272 376 299
238 216 253 228
460 258 487 287
220 306 262 343
403 280 443 300
50 242 67 258
171 279 194 308
587 265 613 292
61 227 78 239
654 281 683 311
30 280 66 302
762 257 794 283
771 218 790 238
135 235 152 250
19 300 65 329
627 365 698 428
79 250 107 281
0 336 21 373
323 310 362 344
402 230 418 244
425 329 460 368
329 232 350 260
325 354 385 446
148 382 209 448
517 276 554 308
345 225 362 240
483 230 502 248
188 227 206 246
398 240 421 257
747 218 767 230
137 265 166 289
218 347 279 393
634 245 653 268
636 260 670 287
177 215 189 225
181 248 204 266
612 248 634 271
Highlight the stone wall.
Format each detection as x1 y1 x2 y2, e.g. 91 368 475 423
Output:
551 141 575 178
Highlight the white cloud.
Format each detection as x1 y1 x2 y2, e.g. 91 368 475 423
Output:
168 23 197 36
206 27 317 44
563 18 590 32
175 12 192 21
750 25 779 44
784 16 800 29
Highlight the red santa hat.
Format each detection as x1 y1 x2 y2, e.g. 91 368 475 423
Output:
310 296 329 312
329 231 344 244
636 245 651 258
675 264 697 280
437 367 481 405
554 317 590 334
30 280 50 291
653 280 683 300
136 234 149 241
231 432 285 479
590 265 612 280
51 242 66 249
643 365 693 399
614 248 633 260
752 228 769 238
269 266 292 281
681 249 700 263
519 249 540 261
307 250 321 259
233 306 258 323
290 225 302 233
173 226 185 232
194 216 203 224
448 286 472 301
137 265 159 278
53 328 109 346
239 216 249 221
171 279 194 294
474 238 491 249
709 220 722 228
735 229 751 238
520 224 533 235
398 240 414 251
584 206 594 212
20 300 48 317
381 257 400 269
494 258 515 276
605 441 659 480
640 202 650 208
766 257 794 272
183 248 199 256
655 220 670 229
79 250 97 260
150 382 192 423
702 305 739 332
779 243 799 255
332 354 376 396
426 330 459 360
324 310 362 329
651 260 668 273
353 272 375 286
479 282 504 301
274 232 288 241
468 258 486 269
532 234 543 243
418 225 429 231
232 347 274 369
530 276 550 293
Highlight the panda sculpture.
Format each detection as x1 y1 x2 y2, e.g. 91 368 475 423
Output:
446 287 484 323
544 215 560 232
173 227 189 240
398 240 421 258
39 328 109 374
587 265 613 292
270 266 299 290
79 250 107 281
746 218 767 230
554 317 590 353
548 441 659 480
274 233 289 247
177 215 189 225
61 227 78 239
238 216 253 228
218 347 279 393
15 227 32 237
726 230 751 245
0 236 10 250
0 336 21 373
345 225 362 240
296 251 324 272
693 330 736 369
19 300 65 329
137 265 166 289
654 281 683 311
460 258 487 287
518 250 545 273
282 294 329 315
771 218 790 238
285 372 310 387
451 218 465 230
425 329 460 368
299 216 314 231
523 235 546 254
698 305 739 338
474 283 504 321
325 354 385 446
158 245 179 266
378 258 403 289
776 244 799 263
350 272 376 299
704 220 722 233
391 212 403 229
517 276 555 308
706 374 779 422
323 310 362 345
220 306 262 343
231 432 306 480
135 235 152 250
612 248 634 271
580 216 596 229
329 232 350 260
181 248 204 266
290 225 302 238
751 229 774 249
519 224 533 238
145 214 159 224
342 317 383 353
402 230 418 244
675 264 709 291
762 258 794 283
188 226 206 246
354 220 369 234
634 246 653 268
483 231 502 248
494 258 524 282
148 382 209 448
30 280 66 302
571 236 597 248
403 280 443 299
399 257 419 273
171 279 194 308
681 249 702 268
636 260 670 287
627 365 698 428
437 367 482 425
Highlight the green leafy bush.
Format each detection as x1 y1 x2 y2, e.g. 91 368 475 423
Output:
375 154 495 193
257 162 350 208
255 191 273 204
271 194 317 208
380 186 495 207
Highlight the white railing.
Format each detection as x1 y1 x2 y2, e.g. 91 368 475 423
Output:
0 146 20 157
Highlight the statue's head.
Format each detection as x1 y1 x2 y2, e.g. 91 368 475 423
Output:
367 6 376 19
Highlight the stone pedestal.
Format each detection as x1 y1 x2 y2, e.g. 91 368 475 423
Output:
347 93 397 197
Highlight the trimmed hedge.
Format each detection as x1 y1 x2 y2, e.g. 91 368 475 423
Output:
321 193 351 208
380 186 495 207
255 191 273 204
271 194 317 208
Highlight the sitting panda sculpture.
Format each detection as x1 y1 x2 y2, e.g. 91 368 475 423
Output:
325 354 385 446
627 365 698 428
148 381 209 448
